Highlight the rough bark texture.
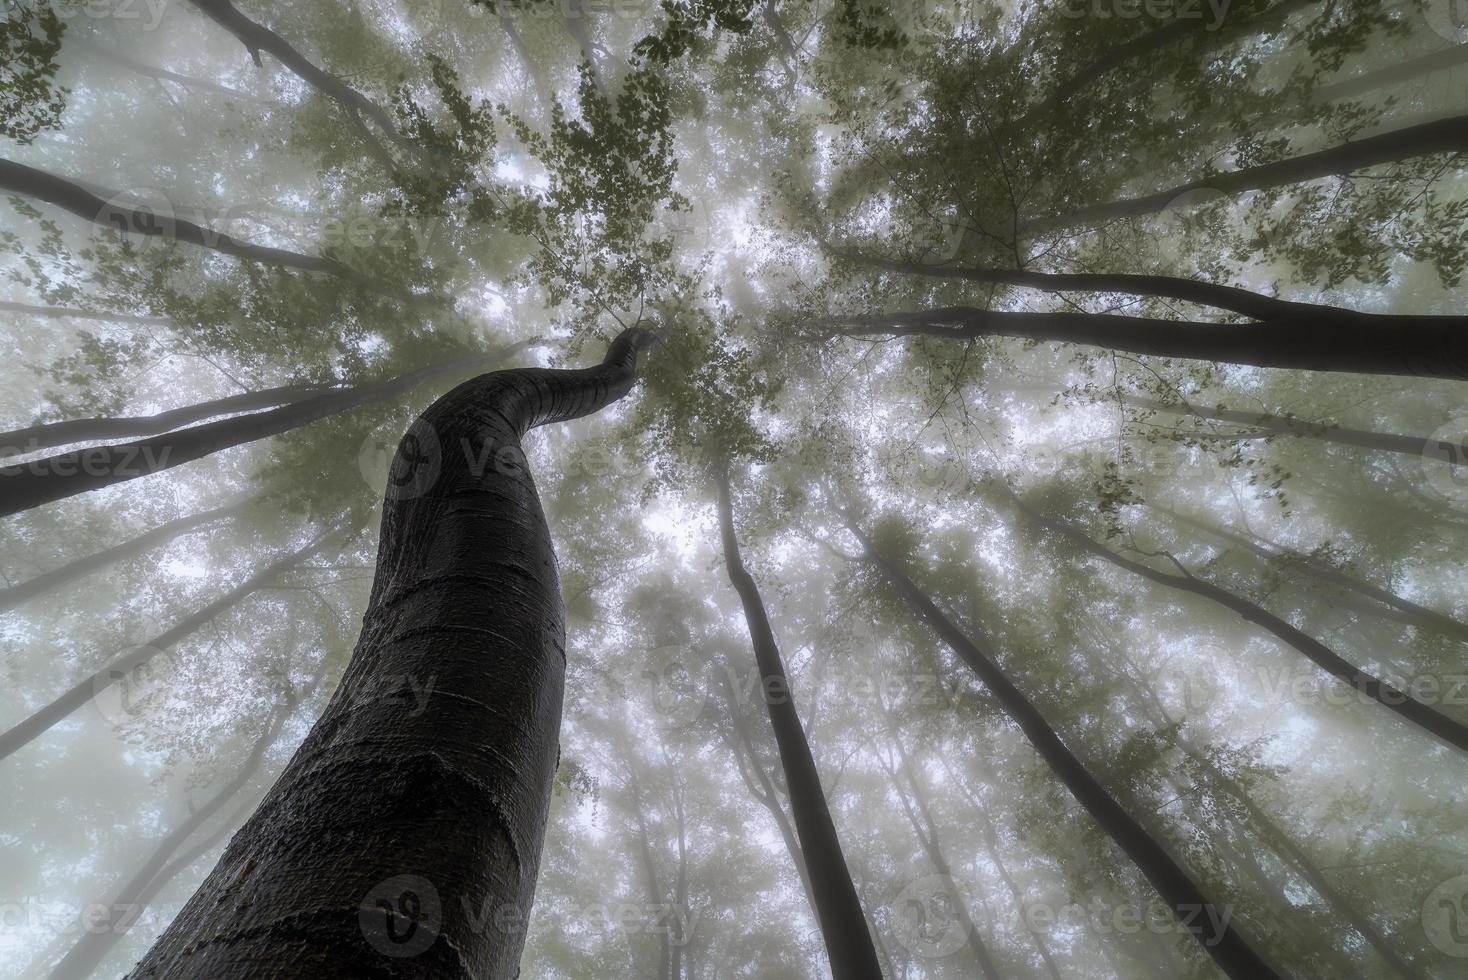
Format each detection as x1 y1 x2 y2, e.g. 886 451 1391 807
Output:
0 345 529 517
0 158 342 276
125 328 653 980
0 528 333 762
1 385 324 454
1012 496 1468 753
847 515 1281 980
0 500 248 614
1026 112 1468 233
716 466 883 980
822 305 1468 380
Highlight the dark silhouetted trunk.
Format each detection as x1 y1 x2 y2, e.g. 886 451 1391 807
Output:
0 300 170 325
882 739 1002 980
1007 494 1468 753
126 329 654 979
1026 113 1468 233
845 514 1281 980
0 158 343 276
821 304 1468 380
0 344 530 517
45 664 321 980
0 500 249 614
0 526 335 762
187 0 401 140
1314 43 1468 104
1 384 324 454
1127 396 1467 465
716 465 883 980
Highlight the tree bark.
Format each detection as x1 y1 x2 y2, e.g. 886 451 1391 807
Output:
1007 493 1468 753
819 304 1468 380
0 499 249 614
845 514 1281 980
1024 112 1468 233
716 464 883 980
1 384 325 455
0 157 344 277
126 328 655 979
1126 395 1467 466
0 343 531 517
0 526 335 762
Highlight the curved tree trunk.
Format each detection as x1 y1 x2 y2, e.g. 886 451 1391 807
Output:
1007 494 1468 753
846 514 1281 980
0 343 531 517
716 463 883 980
0 525 336 762
0 499 250 614
1024 112 1468 233
0 157 343 276
1 384 324 455
126 328 654 980
820 304 1468 380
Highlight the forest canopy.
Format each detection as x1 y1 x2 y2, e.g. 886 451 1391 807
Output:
1 1 1467 978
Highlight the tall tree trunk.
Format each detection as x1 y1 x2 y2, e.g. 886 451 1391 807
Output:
1162 506 1468 644
1025 112 1468 233
72 35 269 102
0 525 336 762
844 515 1280 980
0 499 249 614
0 343 531 517
0 158 343 277
45 660 325 980
1125 395 1467 466
882 739 1002 980
1313 42 1468 104
820 304 1468 380
186 0 401 140
669 781 692 980
2 384 324 454
126 328 655 979
715 464 883 980
0 300 170 325
1005 492 1468 753
617 721 672 980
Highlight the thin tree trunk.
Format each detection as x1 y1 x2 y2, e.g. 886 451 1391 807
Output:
1313 43 1468 104
1163 506 1468 644
186 0 401 140
1 384 325 454
0 525 336 762
1025 112 1468 233
845 514 1280 980
716 464 883 980
1006 493 1468 753
0 499 249 614
882 739 1002 980
669 782 692 980
1126 395 1467 466
126 328 655 979
0 343 531 517
0 300 170 325
45 663 322 980
73 35 269 102
819 304 1468 380
0 157 344 276
719 669 820 917
617 722 672 980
